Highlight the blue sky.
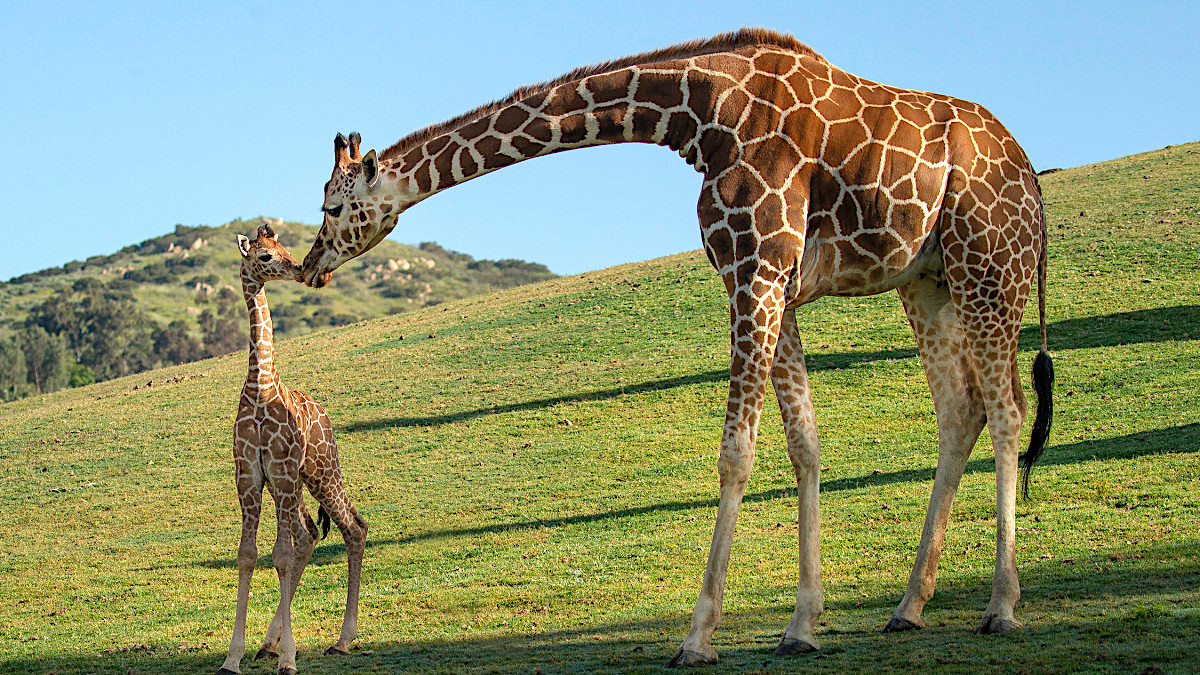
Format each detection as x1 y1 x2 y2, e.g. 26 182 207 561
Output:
2 1 1197 280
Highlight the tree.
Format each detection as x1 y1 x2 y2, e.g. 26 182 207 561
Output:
199 304 244 358
153 320 204 365
0 337 27 401
19 326 69 395
78 290 155 380
26 289 84 361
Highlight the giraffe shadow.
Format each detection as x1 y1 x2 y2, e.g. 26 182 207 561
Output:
1020 304 1199 350
341 305 1197 434
192 422 1198 570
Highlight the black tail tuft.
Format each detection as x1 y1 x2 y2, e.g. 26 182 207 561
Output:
1019 349 1054 500
317 505 332 540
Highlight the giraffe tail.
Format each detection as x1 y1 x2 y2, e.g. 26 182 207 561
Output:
1019 187 1054 500
317 505 332 540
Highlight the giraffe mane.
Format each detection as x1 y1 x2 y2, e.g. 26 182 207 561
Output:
379 27 824 162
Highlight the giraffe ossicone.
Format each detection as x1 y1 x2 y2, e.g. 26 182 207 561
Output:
300 28 1053 665
218 224 368 675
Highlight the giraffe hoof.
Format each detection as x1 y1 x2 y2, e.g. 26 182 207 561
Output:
975 614 1022 635
215 669 240 675
774 637 819 655
324 645 351 656
883 617 924 633
278 668 298 675
666 647 718 667
253 647 278 661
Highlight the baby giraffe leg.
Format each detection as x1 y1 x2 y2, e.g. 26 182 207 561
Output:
327 506 367 655
217 471 263 675
305 478 368 656
269 492 316 675
254 486 283 662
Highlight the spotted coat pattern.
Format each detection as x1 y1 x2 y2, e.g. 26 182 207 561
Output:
300 28 1051 665
218 226 368 675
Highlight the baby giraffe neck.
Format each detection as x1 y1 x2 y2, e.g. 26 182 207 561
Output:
241 269 277 401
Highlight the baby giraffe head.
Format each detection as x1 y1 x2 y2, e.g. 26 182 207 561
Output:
237 224 302 284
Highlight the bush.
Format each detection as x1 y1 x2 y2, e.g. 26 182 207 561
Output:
68 363 95 388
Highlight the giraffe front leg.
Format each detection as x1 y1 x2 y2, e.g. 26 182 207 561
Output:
771 310 823 655
255 525 290 665
668 278 783 667
218 485 262 675
273 501 317 674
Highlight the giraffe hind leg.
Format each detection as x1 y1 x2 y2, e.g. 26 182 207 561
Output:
886 274 986 632
943 227 1036 632
304 471 368 657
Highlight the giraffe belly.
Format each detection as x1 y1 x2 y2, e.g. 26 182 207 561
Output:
792 228 941 305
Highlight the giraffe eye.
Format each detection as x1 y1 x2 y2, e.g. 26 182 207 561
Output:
257 253 272 263
323 204 343 218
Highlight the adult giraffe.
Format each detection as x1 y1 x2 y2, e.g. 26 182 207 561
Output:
301 28 1053 666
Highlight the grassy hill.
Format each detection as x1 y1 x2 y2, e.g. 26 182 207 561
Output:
0 218 555 340
0 142 1197 673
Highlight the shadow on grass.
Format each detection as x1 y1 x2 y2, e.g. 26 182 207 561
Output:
1026 304 1199 350
194 422 1198 571
18 541 1200 674
342 305 1198 433
343 368 731 432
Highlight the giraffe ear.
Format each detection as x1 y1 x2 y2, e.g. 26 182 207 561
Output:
362 149 379 187
334 133 351 167
237 234 252 258
348 132 362 161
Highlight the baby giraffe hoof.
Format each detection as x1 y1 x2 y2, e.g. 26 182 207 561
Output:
774 637 819 655
215 669 239 675
882 617 924 633
277 668 297 675
976 614 1023 635
324 645 351 656
253 647 278 661
666 647 718 668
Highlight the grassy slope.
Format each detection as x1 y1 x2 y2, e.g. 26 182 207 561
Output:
0 143 1197 674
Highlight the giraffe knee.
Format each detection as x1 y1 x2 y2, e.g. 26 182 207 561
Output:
786 437 819 473
238 543 258 573
345 521 367 554
717 446 755 487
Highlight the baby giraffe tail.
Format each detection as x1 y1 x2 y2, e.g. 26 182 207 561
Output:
317 505 332 540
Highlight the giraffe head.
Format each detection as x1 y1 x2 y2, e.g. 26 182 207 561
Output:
238 224 303 285
302 132 398 288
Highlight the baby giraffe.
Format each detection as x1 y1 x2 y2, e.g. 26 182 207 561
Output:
218 225 367 675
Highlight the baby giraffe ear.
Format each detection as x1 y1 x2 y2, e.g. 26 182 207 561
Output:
237 234 252 257
362 149 379 187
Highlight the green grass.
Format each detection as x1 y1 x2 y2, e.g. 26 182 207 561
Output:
0 142 1198 673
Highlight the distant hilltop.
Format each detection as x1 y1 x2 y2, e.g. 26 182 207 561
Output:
0 218 555 401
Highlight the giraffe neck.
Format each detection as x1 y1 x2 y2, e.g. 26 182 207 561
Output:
375 58 734 213
241 269 278 401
